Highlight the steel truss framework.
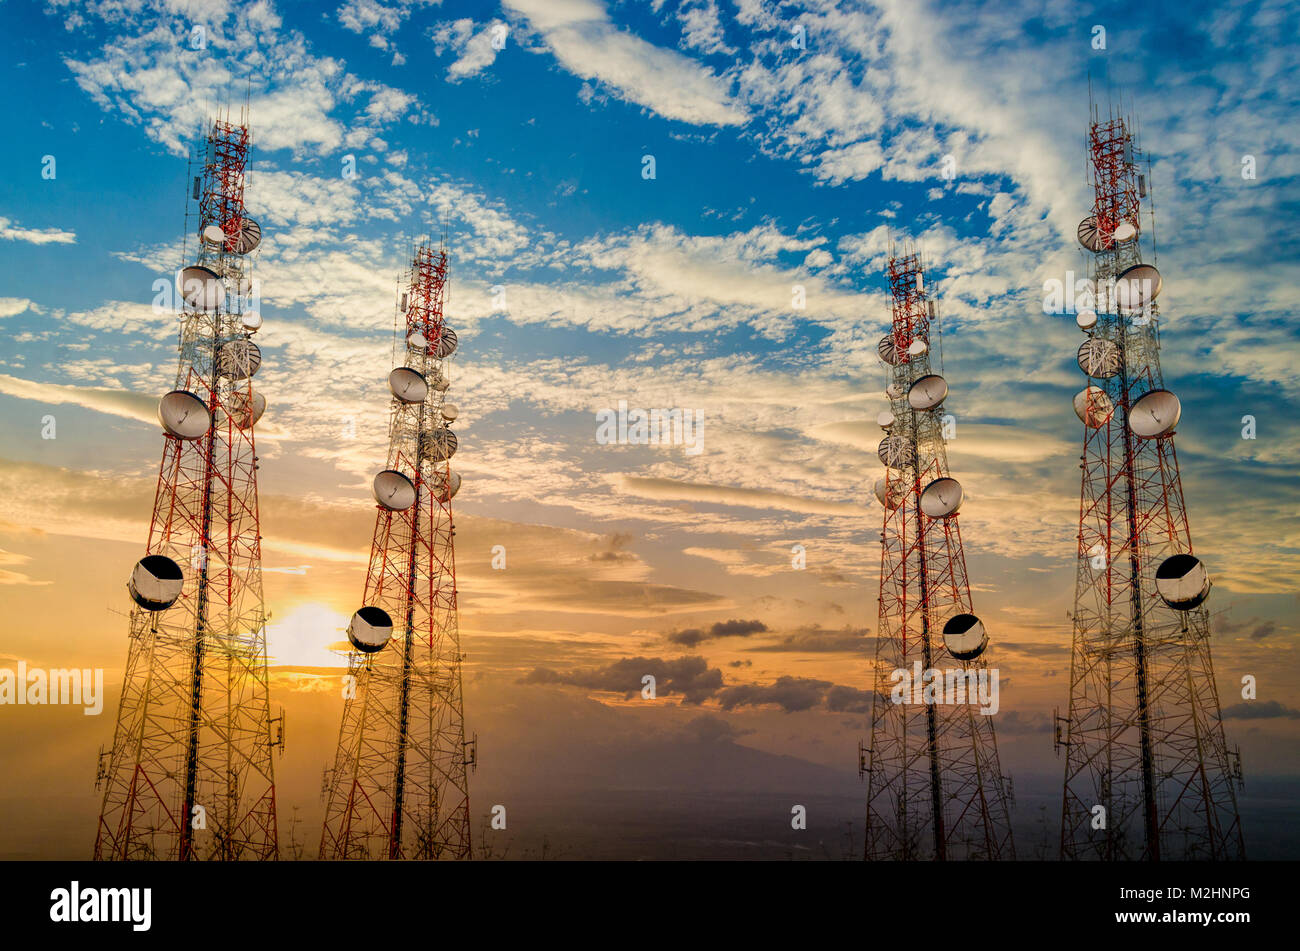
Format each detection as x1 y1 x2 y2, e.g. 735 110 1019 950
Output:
320 242 472 861
864 248 1015 860
1058 110 1244 861
95 115 280 861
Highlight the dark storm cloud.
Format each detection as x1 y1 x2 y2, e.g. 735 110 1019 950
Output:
522 655 724 704
666 618 768 647
1221 700 1300 720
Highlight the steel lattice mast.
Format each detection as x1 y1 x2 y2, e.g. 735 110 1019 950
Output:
95 113 281 861
1057 104 1245 861
862 246 1015 860
320 240 473 861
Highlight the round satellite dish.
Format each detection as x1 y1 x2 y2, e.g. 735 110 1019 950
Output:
1077 216 1106 252
421 428 458 462
407 331 428 352
200 224 226 245
373 470 417 511
388 367 428 404
873 477 889 507
347 606 393 654
1077 338 1121 378
435 469 463 503
435 327 459 359
1112 220 1138 243
1155 554 1211 610
229 388 266 430
1076 308 1097 331
907 339 927 357
877 335 901 366
943 613 988 661
877 435 913 469
876 410 895 429
128 554 184 611
232 217 261 255
908 374 948 411
920 477 963 518
1129 388 1181 438
179 265 225 311
1115 263 1162 311
1072 386 1114 428
885 383 903 400
241 310 263 332
158 390 211 439
218 339 262 380
441 403 459 422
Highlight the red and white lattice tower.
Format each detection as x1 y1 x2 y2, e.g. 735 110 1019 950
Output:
1057 104 1245 860
862 245 1015 860
320 240 473 860
95 112 281 860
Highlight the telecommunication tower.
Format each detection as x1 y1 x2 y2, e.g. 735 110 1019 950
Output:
94 112 281 860
319 240 474 860
862 246 1016 860
1057 103 1245 860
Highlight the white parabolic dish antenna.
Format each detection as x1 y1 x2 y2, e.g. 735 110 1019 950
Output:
1129 388 1181 438
1115 263 1162 311
436 469 463 502
218 339 261 380
943 613 988 661
1076 308 1098 331
1113 220 1138 243
347 606 393 653
877 335 901 366
1077 216 1106 252
885 383 903 400
232 217 261 255
876 410 895 429
388 367 428 404
441 403 460 422
158 390 211 439
920 477 963 518
1077 338 1121 378
200 224 225 245
407 330 428 352
907 338 927 356
128 554 184 611
241 310 263 332
1155 553 1211 610
1072 386 1114 428
873 477 889 508
877 435 913 469
908 374 948 410
422 428 458 462
229 389 266 430
373 469 416 510
435 327 459 359
179 265 225 311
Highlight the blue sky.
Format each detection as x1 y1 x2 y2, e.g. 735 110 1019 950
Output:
0 0 1298 857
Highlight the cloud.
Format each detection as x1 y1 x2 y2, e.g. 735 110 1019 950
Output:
1221 701 1300 720
522 654 724 703
504 0 745 126
717 675 833 713
0 217 76 245
616 475 872 517
667 617 767 647
748 624 873 653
